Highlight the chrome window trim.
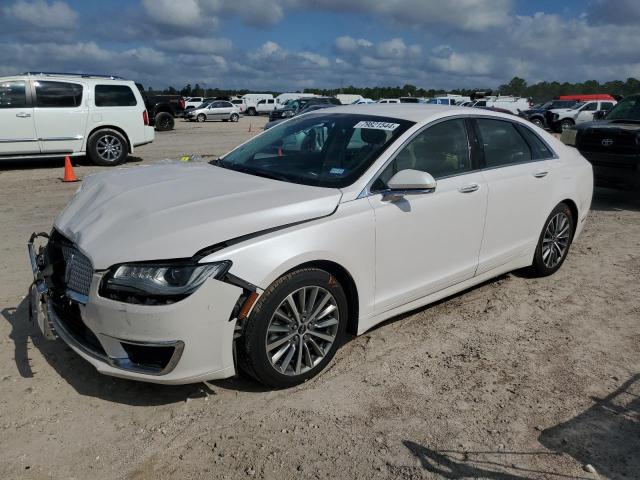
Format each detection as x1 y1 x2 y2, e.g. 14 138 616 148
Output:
358 114 559 199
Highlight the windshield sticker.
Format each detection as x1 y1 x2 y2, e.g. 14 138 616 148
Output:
354 121 400 131
329 168 345 175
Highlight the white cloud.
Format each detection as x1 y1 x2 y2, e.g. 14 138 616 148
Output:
3 0 77 29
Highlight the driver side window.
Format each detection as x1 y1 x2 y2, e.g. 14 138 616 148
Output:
373 119 471 190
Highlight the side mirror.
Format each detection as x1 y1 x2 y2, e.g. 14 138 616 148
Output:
383 169 436 201
593 110 606 120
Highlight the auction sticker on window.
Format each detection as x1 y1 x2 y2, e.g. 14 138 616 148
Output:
354 121 400 131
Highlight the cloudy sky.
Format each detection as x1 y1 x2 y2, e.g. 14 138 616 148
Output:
1 0 639 91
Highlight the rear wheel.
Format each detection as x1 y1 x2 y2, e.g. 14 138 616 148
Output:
239 268 347 388
154 112 174 131
529 203 574 277
87 129 128 166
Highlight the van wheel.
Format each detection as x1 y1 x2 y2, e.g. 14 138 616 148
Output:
238 268 347 388
88 129 128 166
247 107 257 116
154 112 174 131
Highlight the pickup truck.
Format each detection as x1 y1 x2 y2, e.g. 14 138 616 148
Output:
561 94 640 189
519 99 578 128
135 84 184 131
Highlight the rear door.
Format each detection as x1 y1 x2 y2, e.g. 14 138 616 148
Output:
0 79 38 155
33 80 87 154
475 118 557 274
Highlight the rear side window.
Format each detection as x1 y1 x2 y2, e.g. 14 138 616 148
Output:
0 81 26 108
95 85 137 107
516 125 554 159
35 81 83 108
477 119 532 168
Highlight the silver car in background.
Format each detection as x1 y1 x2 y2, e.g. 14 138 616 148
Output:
186 100 240 123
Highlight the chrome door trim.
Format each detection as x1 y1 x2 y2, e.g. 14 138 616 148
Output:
38 135 84 142
0 138 38 143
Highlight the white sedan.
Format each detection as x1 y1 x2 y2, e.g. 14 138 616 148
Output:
28 105 593 387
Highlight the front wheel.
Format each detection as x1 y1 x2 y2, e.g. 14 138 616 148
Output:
531 117 544 128
529 203 574 277
247 107 257 116
196 114 206 122
239 269 347 388
154 112 174 131
230 113 239 122
560 119 574 132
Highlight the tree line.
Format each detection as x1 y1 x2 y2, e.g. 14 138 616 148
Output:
154 77 640 103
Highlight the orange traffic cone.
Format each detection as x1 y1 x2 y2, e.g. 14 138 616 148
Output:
62 156 79 182
248 123 252 133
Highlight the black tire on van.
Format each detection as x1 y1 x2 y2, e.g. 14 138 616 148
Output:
87 129 128 166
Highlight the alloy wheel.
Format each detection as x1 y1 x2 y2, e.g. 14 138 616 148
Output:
265 286 339 376
542 212 571 268
96 135 123 163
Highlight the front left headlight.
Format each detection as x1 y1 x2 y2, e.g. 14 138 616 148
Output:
100 261 231 301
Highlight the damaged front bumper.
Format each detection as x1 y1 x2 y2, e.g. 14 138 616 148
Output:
27 233 244 384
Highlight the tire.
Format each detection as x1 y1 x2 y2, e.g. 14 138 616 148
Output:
247 107 257 116
230 113 239 122
154 112 174 131
196 114 206 123
239 268 348 388
559 119 574 132
529 203 575 277
87 129 128 166
531 117 544 128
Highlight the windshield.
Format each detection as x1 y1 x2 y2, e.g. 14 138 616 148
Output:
604 96 640 121
220 113 414 188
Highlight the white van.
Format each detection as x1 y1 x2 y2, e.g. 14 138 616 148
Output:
471 96 531 114
0 72 154 166
241 93 274 116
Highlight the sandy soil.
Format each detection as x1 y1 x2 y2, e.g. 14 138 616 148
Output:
1 118 639 480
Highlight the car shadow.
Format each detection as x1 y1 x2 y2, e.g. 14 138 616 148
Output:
539 373 640 480
591 187 640 212
402 441 590 479
1 296 208 406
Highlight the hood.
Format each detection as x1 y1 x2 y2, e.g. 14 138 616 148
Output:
55 163 342 269
575 119 640 132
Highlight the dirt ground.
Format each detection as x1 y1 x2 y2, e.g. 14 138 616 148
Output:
1 117 639 480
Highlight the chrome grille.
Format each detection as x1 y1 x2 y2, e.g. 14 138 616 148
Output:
60 245 94 296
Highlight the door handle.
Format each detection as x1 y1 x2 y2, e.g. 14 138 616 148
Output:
16 112 31 118
533 170 549 178
458 183 480 193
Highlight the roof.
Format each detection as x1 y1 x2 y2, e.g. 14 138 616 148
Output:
317 103 479 122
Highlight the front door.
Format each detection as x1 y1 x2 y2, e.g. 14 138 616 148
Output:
575 101 598 124
369 118 488 313
33 80 88 154
0 79 38 155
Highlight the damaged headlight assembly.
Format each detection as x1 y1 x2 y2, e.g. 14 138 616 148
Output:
99 260 231 304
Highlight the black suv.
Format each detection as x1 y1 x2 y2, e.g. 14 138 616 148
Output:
269 97 340 121
562 94 640 189
519 100 578 128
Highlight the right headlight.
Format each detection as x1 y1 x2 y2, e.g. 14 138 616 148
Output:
100 260 231 302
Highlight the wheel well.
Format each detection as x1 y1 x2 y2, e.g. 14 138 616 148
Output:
560 199 579 235
88 125 132 153
561 118 574 124
285 261 359 336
